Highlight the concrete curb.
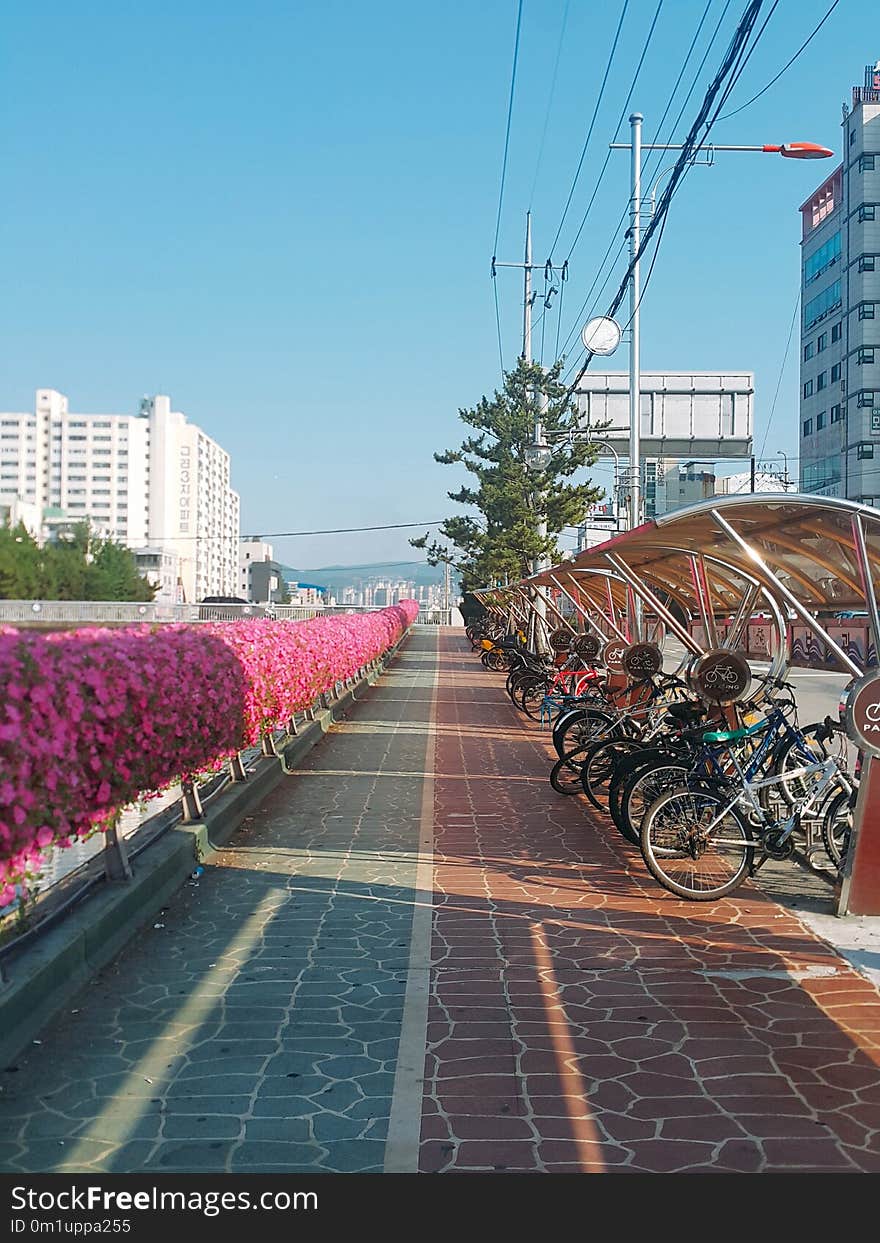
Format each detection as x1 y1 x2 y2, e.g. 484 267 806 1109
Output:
0 629 412 1070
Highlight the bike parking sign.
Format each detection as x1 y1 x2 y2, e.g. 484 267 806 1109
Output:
621 642 663 681
600 639 627 671
572 633 600 661
691 649 751 705
841 671 880 756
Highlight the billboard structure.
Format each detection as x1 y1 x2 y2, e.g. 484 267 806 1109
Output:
574 371 754 459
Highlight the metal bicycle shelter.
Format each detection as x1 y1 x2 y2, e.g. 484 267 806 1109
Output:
473 494 880 917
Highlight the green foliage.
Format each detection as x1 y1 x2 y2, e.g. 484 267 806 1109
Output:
0 521 156 601
413 358 604 592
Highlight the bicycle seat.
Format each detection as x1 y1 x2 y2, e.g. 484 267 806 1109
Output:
702 719 770 744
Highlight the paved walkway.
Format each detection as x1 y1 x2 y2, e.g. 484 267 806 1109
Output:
2 629 880 1173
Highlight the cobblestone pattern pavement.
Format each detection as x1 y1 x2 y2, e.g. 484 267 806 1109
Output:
4 629 880 1175
0 632 437 1174
420 635 880 1173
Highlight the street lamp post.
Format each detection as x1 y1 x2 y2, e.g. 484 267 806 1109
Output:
609 126 833 532
778 449 791 490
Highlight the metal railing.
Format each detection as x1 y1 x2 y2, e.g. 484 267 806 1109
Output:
0 600 460 626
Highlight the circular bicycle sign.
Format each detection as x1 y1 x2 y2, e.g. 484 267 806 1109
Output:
571 633 600 661
621 641 663 682
841 671 880 757
601 639 628 672
691 649 751 705
548 627 572 651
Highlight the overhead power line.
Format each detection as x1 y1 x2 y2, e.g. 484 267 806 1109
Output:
529 0 572 207
492 0 525 259
547 0 631 258
154 522 447 543
716 0 842 121
561 0 665 265
566 0 768 396
557 0 732 360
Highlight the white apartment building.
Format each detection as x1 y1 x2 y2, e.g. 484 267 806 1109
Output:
239 537 275 600
800 64 880 500
0 389 240 602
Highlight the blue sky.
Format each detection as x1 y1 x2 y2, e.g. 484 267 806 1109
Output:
0 0 871 568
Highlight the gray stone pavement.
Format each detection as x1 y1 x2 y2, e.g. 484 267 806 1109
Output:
0 630 438 1174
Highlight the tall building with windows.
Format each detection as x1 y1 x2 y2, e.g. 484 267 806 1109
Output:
0 389 240 601
800 64 880 501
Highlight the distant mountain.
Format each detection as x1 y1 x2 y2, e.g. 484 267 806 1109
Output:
280 561 447 591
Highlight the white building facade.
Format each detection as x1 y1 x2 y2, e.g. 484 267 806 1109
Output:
0 389 239 601
800 65 880 501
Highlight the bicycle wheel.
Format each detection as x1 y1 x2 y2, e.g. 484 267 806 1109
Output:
521 680 552 721
821 787 855 868
582 739 644 812
640 784 755 901
616 750 691 850
550 746 591 795
768 723 848 809
553 709 617 759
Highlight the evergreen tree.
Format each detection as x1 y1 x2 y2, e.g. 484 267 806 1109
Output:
0 519 156 601
413 358 604 592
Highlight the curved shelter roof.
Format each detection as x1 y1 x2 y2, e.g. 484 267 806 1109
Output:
506 494 880 678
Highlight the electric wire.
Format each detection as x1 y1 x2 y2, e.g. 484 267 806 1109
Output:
716 0 842 121
557 0 732 360
565 0 768 396
547 0 631 258
492 0 525 259
529 0 572 206
758 287 801 463
561 0 665 264
152 521 447 542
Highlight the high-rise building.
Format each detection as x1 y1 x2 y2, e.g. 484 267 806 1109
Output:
799 64 880 501
0 389 240 601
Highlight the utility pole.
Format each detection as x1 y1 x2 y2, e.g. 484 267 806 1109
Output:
628 114 643 639
493 213 565 584
628 113 642 535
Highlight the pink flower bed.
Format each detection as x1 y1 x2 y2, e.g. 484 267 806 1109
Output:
0 602 418 903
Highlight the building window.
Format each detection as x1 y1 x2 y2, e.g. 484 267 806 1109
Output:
805 233 842 284
861 304 877 320
817 371 827 391
803 342 814 361
831 362 842 381
817 411 826 430
817 332 827 352
851 128 856 146
858 392 876 407
860 255 876 272
803 418 813 436
832 322 842 343
858 347 875 365
831 404 843 423
804 280 842 329
859 206 876 222
803 380 813 398
860 155 876 172
858 443 875 460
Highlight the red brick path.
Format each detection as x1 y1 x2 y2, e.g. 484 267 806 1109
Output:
419 634 880 1173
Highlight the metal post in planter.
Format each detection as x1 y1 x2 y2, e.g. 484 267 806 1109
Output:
287 715 298 736
103 822 133 881
228 752 248 782
305 704 316 722
181 779 204 822
261 732 279 757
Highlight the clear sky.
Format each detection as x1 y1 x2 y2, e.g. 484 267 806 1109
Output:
0 0 872 569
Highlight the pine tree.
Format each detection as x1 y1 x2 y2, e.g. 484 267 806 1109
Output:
413 358 604 592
